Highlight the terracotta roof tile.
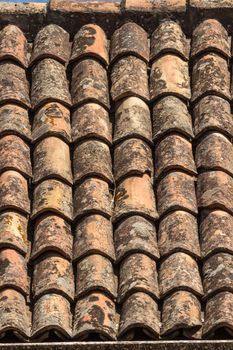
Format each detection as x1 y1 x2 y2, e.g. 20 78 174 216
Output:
30 24 70 66
71 24 109 66
118 253 159 303
152 96 194 142
73 178 112 221
158 211 201 259
114 139 153 183
110 22 149 64
32 293 72 340
111 56 149 102
0 62 30 108
32 253 74 302
31 58 71 110
118 292 160 340
71 59 109 109
150 55 191 102
31 214 73 261
32 102 71 144
113 174 158 223
0 211 28 256
191 19 230 60
150 21 189 61
72 103 112 145
161 291 202 338
114 215 159 264
0 25 28 68
73 214 115 263
159 252 203 298
31 179 73 222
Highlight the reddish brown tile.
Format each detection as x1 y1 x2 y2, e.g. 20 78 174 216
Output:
32 293 72 340
123 0 186 12
31 214 73 261
119 292 160 340
158 211 200 259
71 59 109 109
73 214 115 263
72 103 112 145
31 58 71 110
113 174 158 223
31 179 73 222
114 215 159 264
150 55 191 102
32 253 74 302
159 252 203 298
30 24 70 66
110 22 149 64
150 21 189 61
73 292 117 340
118 253 159 303
111 56 149 102
191 53 231 103
71 24 108 66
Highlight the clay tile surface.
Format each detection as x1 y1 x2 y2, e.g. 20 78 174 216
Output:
0 171 30 215
203 253 233 299
119 292 160 340
114 97 152 145
73 177 112 221
150 21 189 61
71 24 109 66
110 22 149 64
114 139 153 183
32 293 72 340
71 59 109 109
158 211 201 259
193 96 233 139
75 254 117 300
118 253 159 303
114 215 160 264
73 292 117 340
159 252 203 298
0 289 30 340
32 253 74 302
0 104 31 141
32 102 71 144
152 96 194 142
31 214 73 261
156 172 198 217
200 210 233 259
33 136 72 185
113 174 158 223
0 135 32 178
73 140 113 184
196 171 233 215
0 211 28 256
191 53 231 103
161 291 202 339
154 134 197 179
72 103 112 145
0 249 29 297
31 58 71 110
0 62 30 108
0 25 28 68
111 56 149 102
150 55 191 102
191 19 230 59
203 292 233 338
31 179 73 222
73 214 115 263
195 132 233 176
30 24 70 66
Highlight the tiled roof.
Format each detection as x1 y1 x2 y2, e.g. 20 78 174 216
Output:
0 0 233 346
